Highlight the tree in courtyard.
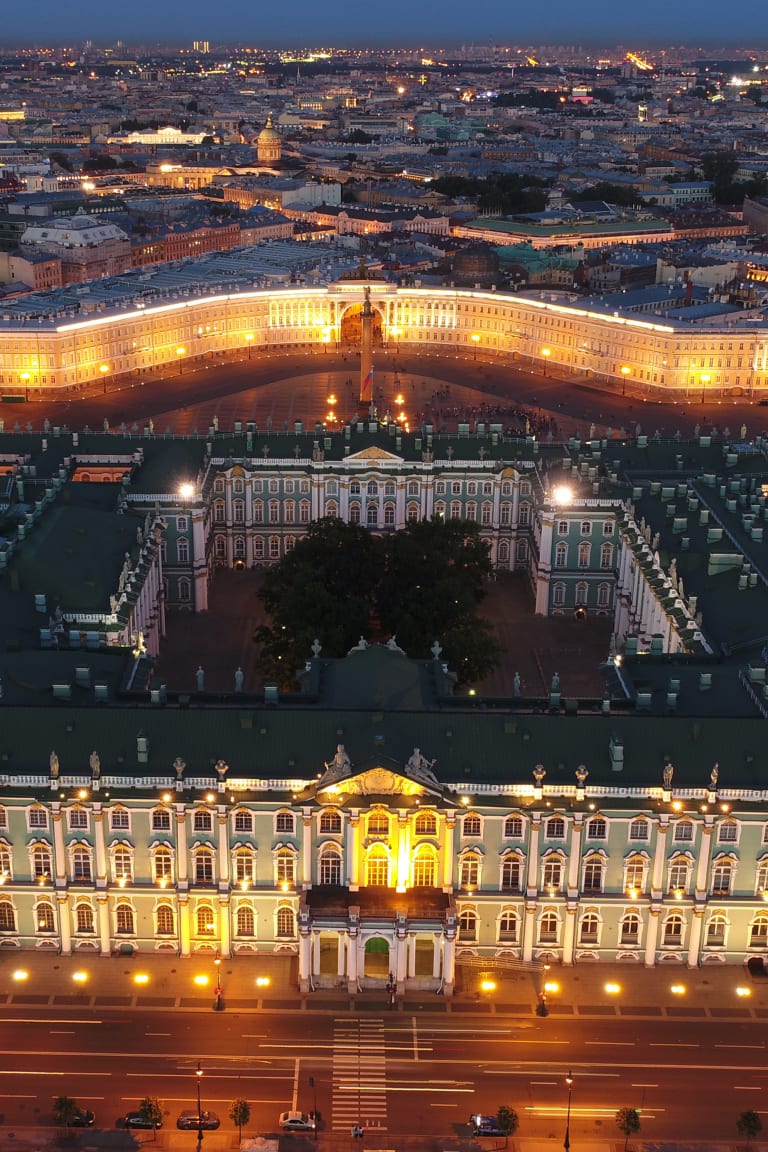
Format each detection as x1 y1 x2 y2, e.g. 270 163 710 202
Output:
376 518 501 685
138 1097 163 1140
229 1099 251 1142
496 1105 519 1148
255 518 378 686
52 1096 79 1128
737 1110 762 1142
615 1107 641 1151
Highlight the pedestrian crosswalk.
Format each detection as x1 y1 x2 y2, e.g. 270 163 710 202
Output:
331 1017 388 1133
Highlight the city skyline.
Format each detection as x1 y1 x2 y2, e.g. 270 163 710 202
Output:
4 0 768 49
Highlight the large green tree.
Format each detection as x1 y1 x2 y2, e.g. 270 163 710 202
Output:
138 1097 163 1140
615 1107 641 1151
496 1105 519 1148
737 1110 762 1142
229 1099 251 1141
255 517 500 688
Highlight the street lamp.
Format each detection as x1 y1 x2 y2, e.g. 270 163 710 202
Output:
19 371 30 401
99 362 110 394
541 347 551 376
245 333 254 360
321 327 331 354
620 365 631 396
390 325 402 351
213 950 223 1011
176 346 186 376
700 372 711 405
196 1062 204 1152
471 333 480 360
564 1070 573 1152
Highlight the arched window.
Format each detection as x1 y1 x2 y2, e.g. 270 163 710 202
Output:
663 913 684 947
115 903 135 934
177 538 189 563
367 480 378 497
414 812 437 837
546 817 565 840
450 501 461 519
178 578 191 603
624 855 647 894
620 912 641 945
367 810 389 836
674 819 694 843
575 581 588 606
600 543 613 568
112 846 133 883
515 539 527 563
349 502 361 524
275 848 296 886
407 502 419 522
319 848 342 886
587 816 607 840
349 481 361 496
234 808 254 833
750 914 768 948
326 501 338 518
32 844 52 879
579 911 600 945
213 499 225 523
0 845 11 881
499 540 510 564
498 910 519 943
76 903 95 934
156 905 175 935
501 852 524 892
538 910 559 944
518 502 530 527
36 901 55 933
553 582 566 607
237 905 255 937
110 807 130 832
668 856 691 894
234 535 246 557
327 480 338 497
194 848 214 885
578 542 591 568
504 815 523 839
555 542 568 568
434 501 445 520
384 504 395 526
582 854 605 893
275 811 295 834
276 906 295 938
366 845 389 887
367 503 379 526
196 905 215 936
706 913 727 947
384 481 396 497
597 582 610 609
500 504 512 528
466 502 477 522
407 481 419 497
0 900 15 932
153 847 173 884
193 808 213 833
233 849 256 887
413 845 436 887
152 808 171 832
71 847 92 882
460 852 481 888
756 858 768 896
319 810 342 835
711 857 734 896
463 814 481 837
629 817 649 841
718 820 739 844
542 855 564 891
458 909 477 941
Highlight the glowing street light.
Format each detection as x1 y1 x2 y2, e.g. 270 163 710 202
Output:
390 325 402 350
700 373 711 405
195 1062 204 1152
541 346 551 376
620 365 631 395
176 346 186 375
99 362 110 394
245 333 254 360
321 327 331 353
179 482 196 500
471 333 481 360
564 1070 574 1152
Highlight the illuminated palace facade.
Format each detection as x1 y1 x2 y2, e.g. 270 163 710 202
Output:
2 280 768 397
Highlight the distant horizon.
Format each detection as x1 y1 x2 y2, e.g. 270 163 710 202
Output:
2 0 768 54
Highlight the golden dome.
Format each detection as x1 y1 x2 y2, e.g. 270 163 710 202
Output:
257 116 280 143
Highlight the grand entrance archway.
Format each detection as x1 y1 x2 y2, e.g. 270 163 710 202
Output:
364 935 390 978
340 304 383 348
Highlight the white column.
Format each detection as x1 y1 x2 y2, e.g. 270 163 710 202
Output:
217 809 229 886
51 808 67 885
442 814 456 890
302 814 313 887
567 816 583 894
407 935 416 978
442 933 456 996
299 929 311 992
218 894 231 958
57 892 72 955
644 907 660 967
93 807 107 884
337 933 346 977
178 897 191 957
535 510 555 615
561 905 577 965
527 815 541 895
349 813 360 890
396 812 410 893
432 935 442 978
522 904 536 962
651 821 669 896
175 807 188 884
97 894 110 956
695 824 714 897
687 907 704 969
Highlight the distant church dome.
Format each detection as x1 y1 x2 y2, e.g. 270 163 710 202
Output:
257 116 282 166
452 245 500 287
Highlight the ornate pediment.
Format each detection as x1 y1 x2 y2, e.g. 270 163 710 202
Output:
320 766 426 798
345 446 404 462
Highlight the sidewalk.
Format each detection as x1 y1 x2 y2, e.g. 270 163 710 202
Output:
1 950 765 1021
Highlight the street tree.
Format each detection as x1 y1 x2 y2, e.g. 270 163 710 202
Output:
737 1110 763 1142
615 1107 641 1151
230 1099 251 1142
52 1096 79 1128
496 1105 519 1148
138 1097 163 1140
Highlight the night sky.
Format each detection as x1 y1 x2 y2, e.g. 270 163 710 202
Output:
7 0 768 47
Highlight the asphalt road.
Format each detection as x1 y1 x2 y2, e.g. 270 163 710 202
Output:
1 1002 763 1141
9 348 768 442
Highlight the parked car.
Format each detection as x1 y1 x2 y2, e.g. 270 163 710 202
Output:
469 1114 503 1137
279 1111 319 1132
176 1111 220 1131
123 1111 163 1130
71 1110 96 1128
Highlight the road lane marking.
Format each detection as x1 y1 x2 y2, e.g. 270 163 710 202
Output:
430 1103 459 1107
715 1044 764 1049
734 1086 762 1090
649 1043 699 1047
585 1041 635 1046
146 1032 171 1037
631 1084 658 1088
0 1094 36 1098
49 1031 75 1035
0 1018 103 1025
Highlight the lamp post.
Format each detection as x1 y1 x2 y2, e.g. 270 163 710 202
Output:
542 347 551 376
213 950 223 1011
564 1070 573 1152
245 333 254 360
99 362 110 395
471 333 480 360
176 346 186 376
620 365 631 396
700 372 710 405
309 1076 318 1141
195 1062 204 1152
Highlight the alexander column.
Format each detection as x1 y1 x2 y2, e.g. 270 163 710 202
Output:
359 285 374 416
